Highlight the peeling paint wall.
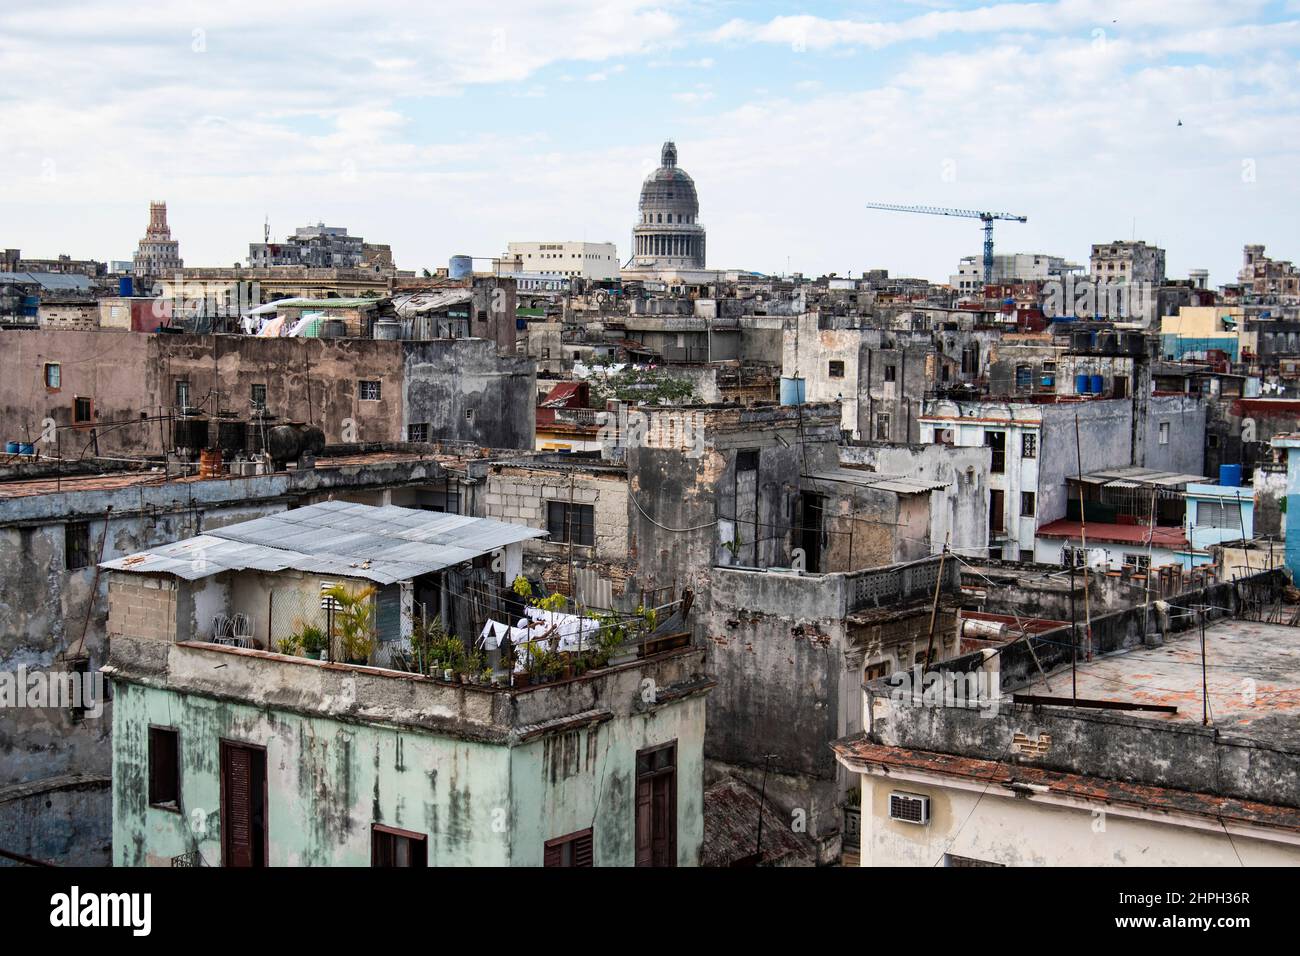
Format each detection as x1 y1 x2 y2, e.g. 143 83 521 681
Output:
110 649 707 866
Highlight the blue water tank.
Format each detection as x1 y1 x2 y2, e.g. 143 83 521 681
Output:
119 276 133 297
1219 464 1242 488
5 441 18 454
1075 374 1090 394
1089 374 1103 395
779 376 806 406
449 255 473 279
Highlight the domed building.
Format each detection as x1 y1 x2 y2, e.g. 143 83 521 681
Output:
630 141 706 271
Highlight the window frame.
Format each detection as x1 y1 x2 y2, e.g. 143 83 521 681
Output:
547 501 595 547
371 824 428 867
358 380 382 402
828 360 845 379
44 362 61 390
544 828 594 867
148 725 181 811
65 521 92 571
73 396 94 424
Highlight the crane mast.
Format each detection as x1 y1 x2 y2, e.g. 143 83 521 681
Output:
865 203 1028 286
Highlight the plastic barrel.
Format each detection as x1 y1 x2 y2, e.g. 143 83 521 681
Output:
1219 464 1242 487
780 376 806 405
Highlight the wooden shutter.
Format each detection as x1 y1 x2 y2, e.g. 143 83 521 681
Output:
543 841 563 868
222 744 253 867
573 830 593 867
635 777 653 866
651 773 674 867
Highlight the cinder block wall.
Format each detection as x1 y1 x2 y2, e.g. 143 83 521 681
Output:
106 574 177 642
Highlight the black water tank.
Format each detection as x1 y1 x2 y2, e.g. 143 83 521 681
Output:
299 425 326 457
266 424 302 464
216 418 246 456
173 415 209 451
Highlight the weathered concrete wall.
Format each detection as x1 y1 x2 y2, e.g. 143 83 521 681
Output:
404 339 535 450
0 774 110 866
1039 399 1134 525
486 465 628 564
0 330 537 459
109 640 709 866
1140 393 1207 476
868 571 1297 809
857 772 1300 867
839 443 992 557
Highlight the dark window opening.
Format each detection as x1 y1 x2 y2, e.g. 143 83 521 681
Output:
985 431 1006 473
69 658 92 724
149 726 180 808
407 423 429 442
250 384 266 411
547 501 595 546
372 825 428 867
73 397 93 423
175 379 190 410
544 829 594 867
1021 492 1036 517
359 380 381 401
884 365 896 383
736 449 759 472
828 360 845 378
65 521 91 570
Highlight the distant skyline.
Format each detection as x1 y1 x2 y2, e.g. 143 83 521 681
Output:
3 1 1299 285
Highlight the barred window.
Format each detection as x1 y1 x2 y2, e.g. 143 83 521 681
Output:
359 380 381 401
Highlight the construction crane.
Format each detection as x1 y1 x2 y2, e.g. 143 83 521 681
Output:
865 203 1027 286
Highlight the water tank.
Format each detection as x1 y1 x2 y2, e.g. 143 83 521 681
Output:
266 424 303 465
1097 332 1118 354
1075 374 1091 395
4 441 18 454
173 415 209 453
1219 464 1242 488
1071 330 1093 352
779 376 806 405
1124 332 1146 355
216 418 246 456
373 320 401 340
245 414 273 456
118 276 133 297
321 319 347 338
449 255 473 279
1089 374 1103 395
299 425 326 457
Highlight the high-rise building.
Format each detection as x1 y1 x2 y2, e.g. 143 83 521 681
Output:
629 141 706 271
132 201 183 280
1089 240 1166 287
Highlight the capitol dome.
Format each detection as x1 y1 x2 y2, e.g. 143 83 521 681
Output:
630 141 706 270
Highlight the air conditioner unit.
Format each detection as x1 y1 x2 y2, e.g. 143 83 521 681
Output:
889 791 931 825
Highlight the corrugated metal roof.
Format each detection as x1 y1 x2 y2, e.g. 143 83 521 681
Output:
391 290 473 315
1074 466 1207 487
804 469 949 495
101 500 546 585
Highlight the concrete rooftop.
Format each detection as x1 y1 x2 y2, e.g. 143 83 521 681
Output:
1021 617 1300 744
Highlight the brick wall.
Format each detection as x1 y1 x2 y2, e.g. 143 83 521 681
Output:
107 574 178 642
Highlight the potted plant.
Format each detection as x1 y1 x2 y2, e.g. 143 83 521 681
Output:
298 625 326 660
276 636 301 656
324 583 376 665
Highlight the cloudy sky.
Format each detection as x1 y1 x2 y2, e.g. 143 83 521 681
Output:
2 0 1298 284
